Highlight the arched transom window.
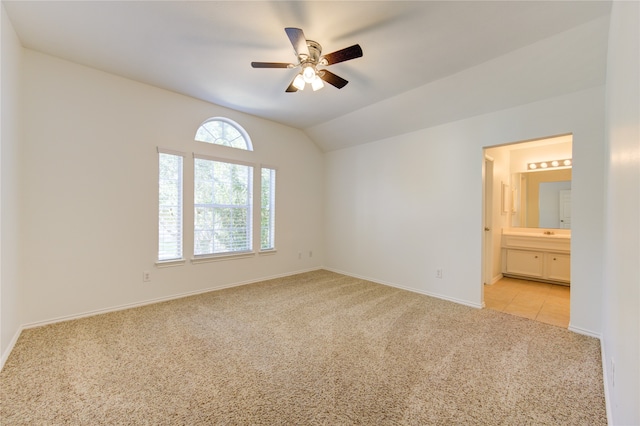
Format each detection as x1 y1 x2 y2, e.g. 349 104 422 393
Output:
194 118 253 151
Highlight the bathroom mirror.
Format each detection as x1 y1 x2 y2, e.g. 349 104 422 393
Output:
511 168 572 229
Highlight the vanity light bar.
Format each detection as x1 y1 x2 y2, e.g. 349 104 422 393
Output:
528 159 572 170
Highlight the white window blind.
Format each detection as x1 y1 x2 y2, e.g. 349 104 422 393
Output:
261 168 276 250
158 152 183 261
194 157 253 255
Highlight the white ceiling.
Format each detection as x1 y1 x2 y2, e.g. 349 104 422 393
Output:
3 1 612 151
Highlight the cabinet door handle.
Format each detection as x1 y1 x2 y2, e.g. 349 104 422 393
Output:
553 257 557 260
534 255 538 259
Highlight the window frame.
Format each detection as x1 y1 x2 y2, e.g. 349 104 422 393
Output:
193 153 255 259
194 117 254 151
260 166 277 252
156 148 186 267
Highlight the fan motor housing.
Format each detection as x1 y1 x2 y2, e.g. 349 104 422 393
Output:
304 40 322 64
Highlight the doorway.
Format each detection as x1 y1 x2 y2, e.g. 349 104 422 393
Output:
481 134 573 326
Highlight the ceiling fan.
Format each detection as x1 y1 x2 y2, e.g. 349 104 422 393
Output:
251 27 363 92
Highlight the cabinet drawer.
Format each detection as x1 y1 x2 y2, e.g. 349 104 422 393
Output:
546 253 571 282
505 249 543 278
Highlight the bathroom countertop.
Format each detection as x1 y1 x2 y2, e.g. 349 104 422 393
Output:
502 231 571 239
502 229 571 239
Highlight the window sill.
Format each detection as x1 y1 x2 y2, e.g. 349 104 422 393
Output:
191 252 255 264
259 249 277 256
155 258 186 268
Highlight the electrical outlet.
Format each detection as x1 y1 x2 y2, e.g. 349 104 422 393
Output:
298 252 302 260
143 271 151 282
436 269 443 279
309 250 313 258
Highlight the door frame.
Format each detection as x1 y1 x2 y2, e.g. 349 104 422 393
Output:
482 155 494 293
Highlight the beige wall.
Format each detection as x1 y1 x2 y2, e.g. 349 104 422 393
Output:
602 1 640 424
325 85 605 337
0 4 24 367
18 50 325 326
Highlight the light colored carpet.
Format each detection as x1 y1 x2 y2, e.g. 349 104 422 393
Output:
1 270 606 425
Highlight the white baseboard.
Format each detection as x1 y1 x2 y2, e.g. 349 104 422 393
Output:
1 326 23 371
3 266 613 426
2 267 323 372
22 267 323 331
323 267 483 309
324 269 612 423
568 325 611 424
599 339 613 426
483 274 503 285
567 323 601 339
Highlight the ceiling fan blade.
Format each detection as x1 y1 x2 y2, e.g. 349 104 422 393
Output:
319 70 348 89
322 44 363 65
251 62 293 68
285 76 299 92
285 27 309 58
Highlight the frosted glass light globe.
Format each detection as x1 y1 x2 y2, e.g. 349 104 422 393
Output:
302 65 316 83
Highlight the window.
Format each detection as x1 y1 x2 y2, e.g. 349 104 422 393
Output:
195 118 253 151
158 118 275 264
261 168 276 250
194 156 253 256
158 151 183 261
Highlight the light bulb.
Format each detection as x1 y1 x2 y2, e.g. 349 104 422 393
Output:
293 74 305 90
540 162 548 168
564 159 572 166
302 65 316 83
311 75 324 91
551 160 559 167
529 163 537 170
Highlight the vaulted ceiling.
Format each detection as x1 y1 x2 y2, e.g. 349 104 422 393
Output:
3 1 612 151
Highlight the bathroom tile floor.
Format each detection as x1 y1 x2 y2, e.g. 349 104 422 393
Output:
484 277 570 328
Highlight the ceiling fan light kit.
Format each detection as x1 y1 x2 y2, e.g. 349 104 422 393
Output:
292 74 305 91
251 27 363 93
302 65 316 83
311 75 324 91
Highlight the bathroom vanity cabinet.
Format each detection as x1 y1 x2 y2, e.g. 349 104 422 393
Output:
501 232 570 285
